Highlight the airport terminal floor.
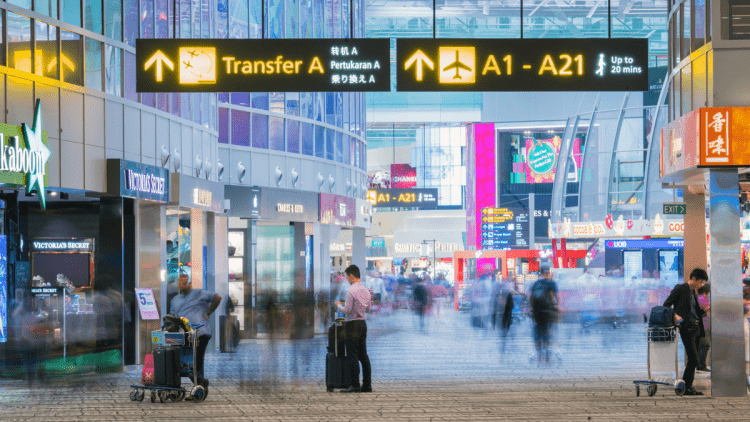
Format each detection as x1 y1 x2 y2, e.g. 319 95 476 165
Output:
0 310 741 421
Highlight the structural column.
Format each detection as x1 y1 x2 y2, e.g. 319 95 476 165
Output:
707 169 746 397
351 227 366 283
683 191 707 283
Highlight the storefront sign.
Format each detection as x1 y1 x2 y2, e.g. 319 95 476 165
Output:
225 186 318 222
356 198 372 229
107 159 170 203
171 173 225 213
549 214 688 239
390 164 417 189
605 239 684 249
276 203 304 213
31 240 92 251
134 287 160 320
371 237 385 248
366 188 438 208
30 287 64 295
662 107 750 178
0 100 50 209
394 242 464 254
193 189 212 207
397 38 648 92
320 193 355 226
136 38 390 92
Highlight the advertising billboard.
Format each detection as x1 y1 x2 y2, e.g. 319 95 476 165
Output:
524 137 582 183
390 164 417 189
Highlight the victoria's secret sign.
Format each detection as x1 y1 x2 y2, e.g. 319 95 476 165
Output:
126 169 165 195
107 159 170 203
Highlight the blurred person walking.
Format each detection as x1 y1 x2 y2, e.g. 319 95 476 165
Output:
663 268 708 396
529 265 559 365
413 278 430 330
335 265 372 393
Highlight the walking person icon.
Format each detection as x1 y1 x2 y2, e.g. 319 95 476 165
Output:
595 54 606 76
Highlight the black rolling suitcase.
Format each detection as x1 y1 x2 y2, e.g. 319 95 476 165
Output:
326 318 354 392
154 346 181 388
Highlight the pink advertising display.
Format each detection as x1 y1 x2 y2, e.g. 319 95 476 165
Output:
524 137 582 183
390 164 417 188
320 193 356 226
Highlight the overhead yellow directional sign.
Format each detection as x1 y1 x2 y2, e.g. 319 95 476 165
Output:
136 39 390 92
396 38 648 92
439 46 475 84
404 50 433 82
144 50 174 82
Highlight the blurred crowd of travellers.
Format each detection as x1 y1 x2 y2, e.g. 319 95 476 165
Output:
15 266 750 386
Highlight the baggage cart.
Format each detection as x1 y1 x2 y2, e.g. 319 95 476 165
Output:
129 323 208 403
633 326 686 396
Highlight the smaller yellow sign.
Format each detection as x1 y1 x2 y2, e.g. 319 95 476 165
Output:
179 47 216 84
439 47 475 84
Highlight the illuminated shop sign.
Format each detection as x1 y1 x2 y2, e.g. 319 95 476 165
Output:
193 189 212 207
394 242 464 254
107 159 170 203
126 171 165 195
605 239 684 249
136 39 390 92
277 203 304 213
396 38 648 92
31 241 92 251
0 100 50 209
366 188 439 208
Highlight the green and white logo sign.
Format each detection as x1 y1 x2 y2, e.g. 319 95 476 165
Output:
0 100 50 209
527 140 557 176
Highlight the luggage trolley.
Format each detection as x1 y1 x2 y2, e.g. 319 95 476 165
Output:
129 323 208 403
633 326 686 396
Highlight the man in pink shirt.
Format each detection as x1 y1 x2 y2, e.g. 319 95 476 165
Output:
335 265 372 393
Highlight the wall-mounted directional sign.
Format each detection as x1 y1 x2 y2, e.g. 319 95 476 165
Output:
136 38 391 92
397 38 648 92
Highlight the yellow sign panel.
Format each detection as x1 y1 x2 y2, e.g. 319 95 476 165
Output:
179 47 216 84
439 46 475 84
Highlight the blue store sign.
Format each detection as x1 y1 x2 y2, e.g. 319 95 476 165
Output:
107 159 170 203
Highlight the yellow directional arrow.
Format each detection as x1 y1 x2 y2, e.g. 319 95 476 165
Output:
144 50 174 82
48 54 76 80
404 50 434 81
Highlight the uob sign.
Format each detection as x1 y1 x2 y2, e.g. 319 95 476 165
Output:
0 100 50 208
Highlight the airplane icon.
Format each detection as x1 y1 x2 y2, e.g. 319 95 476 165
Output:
183 61 193 69
187 49 199 58
443 50 471 80
438 46 475 84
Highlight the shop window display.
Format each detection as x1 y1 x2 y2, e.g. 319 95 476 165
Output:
228 230 245 330
255 224 293 335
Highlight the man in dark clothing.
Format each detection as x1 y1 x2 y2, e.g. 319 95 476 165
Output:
663 268 708 396
529 265 558 364
413 279 430 330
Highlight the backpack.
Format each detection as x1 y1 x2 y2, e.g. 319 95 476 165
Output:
163 314 189 332
530 280 553 312
648 305 675 327
141 353 155 386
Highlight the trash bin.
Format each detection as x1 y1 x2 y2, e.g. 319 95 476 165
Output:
219 315 237 353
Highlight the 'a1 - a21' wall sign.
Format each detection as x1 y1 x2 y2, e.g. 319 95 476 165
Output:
136 38 391 92
397 38 648 92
